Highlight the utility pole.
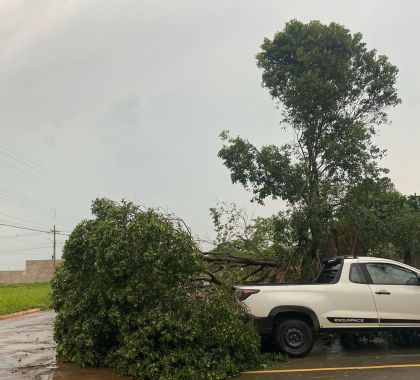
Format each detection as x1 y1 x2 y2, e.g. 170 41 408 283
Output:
52 224 56 269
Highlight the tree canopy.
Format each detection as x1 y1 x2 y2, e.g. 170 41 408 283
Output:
218 20 401 275
336 179 420 263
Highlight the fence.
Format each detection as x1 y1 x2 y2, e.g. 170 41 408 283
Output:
0 259 62 284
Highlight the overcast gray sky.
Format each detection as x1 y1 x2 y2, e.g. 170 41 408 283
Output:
0 0 419 269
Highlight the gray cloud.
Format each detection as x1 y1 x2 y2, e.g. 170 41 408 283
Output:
0 0 419 269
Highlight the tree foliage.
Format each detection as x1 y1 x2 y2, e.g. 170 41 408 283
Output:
336 178 420 263
204 203 304 284
52 199 263 380
218 20 401 274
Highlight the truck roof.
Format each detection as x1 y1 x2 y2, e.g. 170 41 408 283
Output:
327 256 419 272
346 256 385 261
356 256 392 262
326 256 392 262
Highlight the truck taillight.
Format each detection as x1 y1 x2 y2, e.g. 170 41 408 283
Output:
237 289 260 301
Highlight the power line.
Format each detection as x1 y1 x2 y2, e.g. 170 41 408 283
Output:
0 222 51 234
0 145 91 266
0 216 56 231
0 187 83 222
0 187 58 214
0 232 45 239
0 245 53 254
0 238 50 245
0 194 56 218
0 212 51 228
0 145 97 197
0 145 93 194
0 145 95 194
0 158 93 200
0 222 71 238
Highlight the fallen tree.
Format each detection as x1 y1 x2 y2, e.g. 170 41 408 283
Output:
52 198 266 380
200 203 303 285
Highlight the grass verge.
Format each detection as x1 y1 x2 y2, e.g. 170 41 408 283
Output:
0 282 51 316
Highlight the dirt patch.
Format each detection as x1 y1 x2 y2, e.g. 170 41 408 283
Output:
0 308 41 321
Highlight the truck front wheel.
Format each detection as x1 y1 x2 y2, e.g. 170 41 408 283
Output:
275 319 314 357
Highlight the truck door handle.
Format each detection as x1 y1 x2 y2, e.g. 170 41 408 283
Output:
375 290 391 295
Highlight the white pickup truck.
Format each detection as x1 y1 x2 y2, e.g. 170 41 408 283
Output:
236 256 420 357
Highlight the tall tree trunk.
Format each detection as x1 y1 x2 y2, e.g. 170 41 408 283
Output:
300 221 322 281
403 247 412 265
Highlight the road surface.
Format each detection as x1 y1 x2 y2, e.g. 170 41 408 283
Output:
0 311 126 379
238 338 420 379
0 311 56 379
2 311 420 379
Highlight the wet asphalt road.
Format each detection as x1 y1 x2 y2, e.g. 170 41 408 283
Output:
238 339 420 379
0 311 127 379
2 311 420 379
0 311 56 379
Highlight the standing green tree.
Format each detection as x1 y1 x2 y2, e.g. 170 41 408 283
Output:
219 20 401 277
336 179 420 264
399 195 420 264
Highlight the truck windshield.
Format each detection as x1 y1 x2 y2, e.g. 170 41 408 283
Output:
314 260 342 284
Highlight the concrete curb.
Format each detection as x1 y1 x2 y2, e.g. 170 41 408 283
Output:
0 308 41 320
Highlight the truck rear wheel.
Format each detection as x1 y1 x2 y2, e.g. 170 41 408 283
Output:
275 319 314 357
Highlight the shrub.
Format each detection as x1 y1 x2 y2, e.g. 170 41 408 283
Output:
52 199 262 379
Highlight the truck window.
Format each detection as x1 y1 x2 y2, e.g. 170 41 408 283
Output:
314 260 342 284
365 263 419 285
349 263 365 284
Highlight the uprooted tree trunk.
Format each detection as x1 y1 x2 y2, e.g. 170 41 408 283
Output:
199 250 301 285
202 203 312 285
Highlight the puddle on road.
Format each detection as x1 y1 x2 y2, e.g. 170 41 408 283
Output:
47 363 130 380
10 341 420 380
237 340 420 380
3 363 131 380
0 311 130 379
4 312 420 379
51 341 420 380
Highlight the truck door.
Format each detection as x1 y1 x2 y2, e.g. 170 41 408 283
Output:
319 262 379 328
363 262 420 326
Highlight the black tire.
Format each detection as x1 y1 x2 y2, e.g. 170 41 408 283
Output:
274 319 314 358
